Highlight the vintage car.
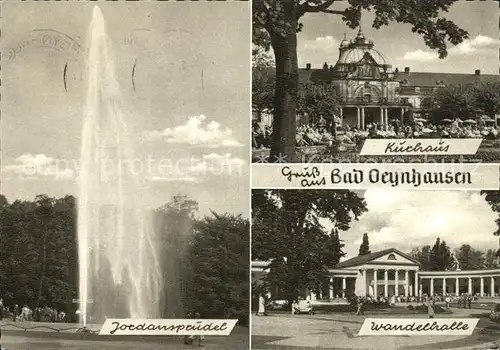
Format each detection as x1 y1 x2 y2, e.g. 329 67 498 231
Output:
292 300 314 315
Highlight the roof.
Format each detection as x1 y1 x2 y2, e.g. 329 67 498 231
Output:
394 71 500 87
260 67 500 87
335 248 420 269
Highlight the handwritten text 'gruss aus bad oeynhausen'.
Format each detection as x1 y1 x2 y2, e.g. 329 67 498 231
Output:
281 166 472 188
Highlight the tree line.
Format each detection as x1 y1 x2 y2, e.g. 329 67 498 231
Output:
0 194 249 325
410 238 500 272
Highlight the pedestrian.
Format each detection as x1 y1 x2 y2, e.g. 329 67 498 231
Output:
428 298 435 319
256 294 267 316
184 312 193 345
468 295 472 309
445 295 450 309
13 304 18 322
355 296 364 316
188 313 204 347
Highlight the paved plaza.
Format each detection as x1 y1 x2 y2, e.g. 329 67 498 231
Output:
251 309 500 350
1 322 249 350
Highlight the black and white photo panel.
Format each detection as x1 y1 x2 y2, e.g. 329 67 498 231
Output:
252 1 500 164
0 1 250 349
251 189 500 350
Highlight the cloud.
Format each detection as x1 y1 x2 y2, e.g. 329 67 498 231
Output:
400 49 439 62
297 36 340 67
146 176 199 183
145 153 245 183
3 153 74 180
332 190 498 260
188 153 245 176
450 35 500 55
400 35 500 62
142 115 243 148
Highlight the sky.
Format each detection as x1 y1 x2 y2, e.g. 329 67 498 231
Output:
321 190 500 260
1 2 250 217
297 1 500 74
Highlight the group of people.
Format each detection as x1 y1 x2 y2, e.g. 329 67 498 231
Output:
252 115 500 150
0 299 68 323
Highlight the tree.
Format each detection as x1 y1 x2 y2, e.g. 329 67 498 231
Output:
426 84 478 124
186 211 249 326
429 238 455 271
154 195 199 318
358 233 371 256
480 190 500 257
409 245 432 271
472 82 500 118
252 189 367 307
328 228 345 267
253 47 275 121
253 0 469 162
297 83 342 138
484 249 500 269
455 244 485 271
0 195 78 312
425 82 500 124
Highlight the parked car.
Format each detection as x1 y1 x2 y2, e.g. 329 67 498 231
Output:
293 300 314 315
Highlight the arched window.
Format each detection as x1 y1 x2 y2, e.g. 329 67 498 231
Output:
387 254 397 261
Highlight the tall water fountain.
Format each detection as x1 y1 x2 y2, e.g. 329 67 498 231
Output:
77 6 162 326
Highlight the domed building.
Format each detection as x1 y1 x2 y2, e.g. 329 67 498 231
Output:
294 29 500 131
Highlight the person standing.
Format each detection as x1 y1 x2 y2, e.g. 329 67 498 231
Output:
188 313 204 347
12 305 18 322
428 298 435 319
445 295 450 309
468 295 472 309
184 312 193 345
355 296 364 316
256 294 267 316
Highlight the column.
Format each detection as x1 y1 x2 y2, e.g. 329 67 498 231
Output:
455 277 459 295
373 269 378 297
356 108 361 129
419 278 423 297
491 277 495 297
430 277 434 296
342 277 346 298
400 108 404 124
384 269 389 297
329 277 334 299
480 277 484 296
384 108 389 130
380 107 384 126
414 272 418 297
361 107 365 130
360 269 366 296
468 277 472 294
442 277 447 295
395 270 399 296
339 107 343 126
405 270 409 297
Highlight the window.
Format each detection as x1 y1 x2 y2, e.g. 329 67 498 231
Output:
415 87 420 93
387 254 397 260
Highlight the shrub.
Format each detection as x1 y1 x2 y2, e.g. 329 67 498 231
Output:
490 311 500 323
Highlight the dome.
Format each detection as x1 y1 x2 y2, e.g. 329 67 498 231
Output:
340 48 390 66
335 29 391 67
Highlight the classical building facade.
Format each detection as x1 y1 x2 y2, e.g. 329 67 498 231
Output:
255 30 500 130
252 248 500 300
